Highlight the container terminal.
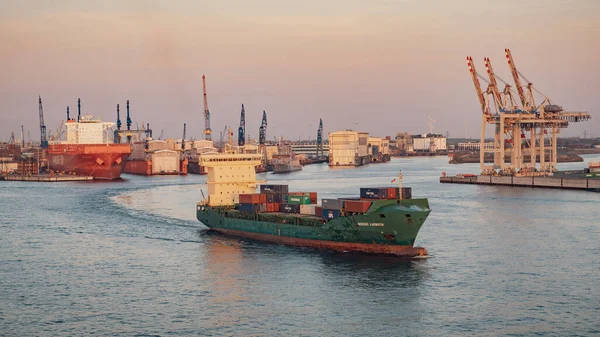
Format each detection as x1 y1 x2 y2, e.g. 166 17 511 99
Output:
440 48 593 190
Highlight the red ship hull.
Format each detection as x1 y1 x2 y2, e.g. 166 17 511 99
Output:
46 144 131 180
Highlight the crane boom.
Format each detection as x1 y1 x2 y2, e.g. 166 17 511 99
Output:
39 96 48 148
505 48 528 109
238 104 246 146
467 57 487 114
484 57 505 112
202 75 212 140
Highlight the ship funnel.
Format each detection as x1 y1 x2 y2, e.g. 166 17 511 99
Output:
77 98 81 122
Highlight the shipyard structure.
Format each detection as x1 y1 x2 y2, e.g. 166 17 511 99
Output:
329 130 390 167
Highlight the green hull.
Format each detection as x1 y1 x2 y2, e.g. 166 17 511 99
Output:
197 199 431 255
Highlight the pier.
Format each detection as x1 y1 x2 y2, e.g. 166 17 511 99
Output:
1 174 93 182
440 175 600 191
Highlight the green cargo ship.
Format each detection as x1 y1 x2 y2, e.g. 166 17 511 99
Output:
196 153 431 257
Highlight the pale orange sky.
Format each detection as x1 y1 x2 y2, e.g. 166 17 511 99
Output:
1 0 599 141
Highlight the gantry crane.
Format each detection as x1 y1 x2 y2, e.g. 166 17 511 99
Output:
238 104 246 146
202 75 212 140
467 49 591 176
39 96 48 149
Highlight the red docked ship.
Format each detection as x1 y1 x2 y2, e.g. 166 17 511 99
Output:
47 143 131 180
46 104 131 180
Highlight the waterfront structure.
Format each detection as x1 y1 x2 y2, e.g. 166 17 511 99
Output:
328 130 370 166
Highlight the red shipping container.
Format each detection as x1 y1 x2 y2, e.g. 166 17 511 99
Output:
386 187 398 199
239 193 267 204
266 202 280 212
315 206 322 217
288 192 305 196
344 200 372 213
309 192 318 204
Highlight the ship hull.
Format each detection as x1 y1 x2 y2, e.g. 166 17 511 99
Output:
272 163 302 174
197 199 430 257
47 144 131 180
123 159 152 176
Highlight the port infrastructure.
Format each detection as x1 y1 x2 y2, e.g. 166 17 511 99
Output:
113 100 152 144
467 49 591 176
202 75 212 140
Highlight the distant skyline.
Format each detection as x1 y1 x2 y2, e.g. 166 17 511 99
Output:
1 0 599 142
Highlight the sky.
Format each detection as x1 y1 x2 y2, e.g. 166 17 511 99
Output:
1 0 599 142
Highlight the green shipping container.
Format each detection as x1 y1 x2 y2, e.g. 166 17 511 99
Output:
286 195 311 205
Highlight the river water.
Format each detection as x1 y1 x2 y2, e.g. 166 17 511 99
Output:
1 156 599 336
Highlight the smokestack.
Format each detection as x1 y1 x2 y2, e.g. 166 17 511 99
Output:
66 106 70 121
77 98 81 122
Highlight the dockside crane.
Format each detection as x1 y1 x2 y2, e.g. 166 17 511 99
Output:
114 104 122 143
259 111 268 164
38 96 48 149
182 123 187 152
202 75 212 140
77 98 81 122
467 56 490 116
316 119 323 158
259 111 267 145
238 104 246 146
21 125 25 148
126 100 132 144
505 48 535 111
66 106 71 121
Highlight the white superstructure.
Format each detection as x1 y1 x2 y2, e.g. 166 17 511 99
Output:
65 115 115 144
199 153 263 206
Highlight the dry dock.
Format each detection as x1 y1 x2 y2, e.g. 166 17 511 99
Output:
440 175 600 191
1 174 93 182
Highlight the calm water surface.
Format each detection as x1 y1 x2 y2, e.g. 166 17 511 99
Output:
1 156 599 336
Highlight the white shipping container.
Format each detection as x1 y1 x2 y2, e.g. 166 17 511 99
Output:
300 204 317 215
150 150 180 174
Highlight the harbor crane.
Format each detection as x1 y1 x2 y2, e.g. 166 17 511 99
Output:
467 49 591 176
113 100 151 144
77 98 81 122
259 111 268 164
126 100 132 143
116 104 122 131
39 96 48 149
238 104 246 146
182 123 187 152
202 75 212 140
21 125 25 148
8 132 16 145
316 118 323 158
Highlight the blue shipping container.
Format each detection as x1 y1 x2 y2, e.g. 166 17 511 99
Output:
321 209 341 219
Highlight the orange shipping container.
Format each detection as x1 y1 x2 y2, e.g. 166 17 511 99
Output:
344 200 372 213
239 193 267 204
